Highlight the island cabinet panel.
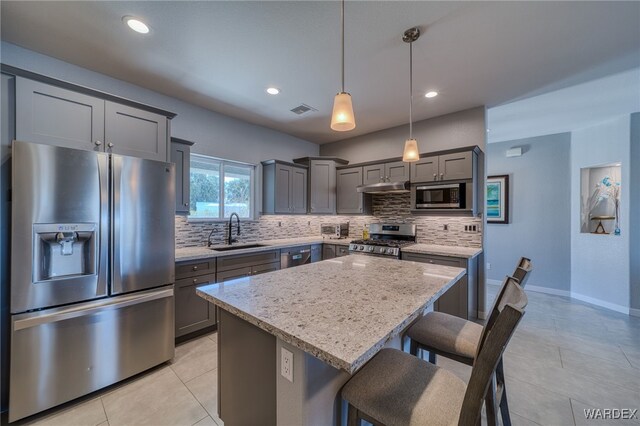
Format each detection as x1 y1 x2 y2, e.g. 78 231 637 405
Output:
175 259 217 338
322 244 336 260
171 138 194 214
16 77 105 152
401 252 472 319
105 102 168 162
15 76 171 162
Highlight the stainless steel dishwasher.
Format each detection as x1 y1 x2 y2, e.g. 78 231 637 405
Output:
281 246 312 269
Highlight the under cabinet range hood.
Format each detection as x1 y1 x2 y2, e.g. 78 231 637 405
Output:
356 181 410 194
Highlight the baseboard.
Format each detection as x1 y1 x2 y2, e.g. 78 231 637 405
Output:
569 292 630 315
485 279 631 315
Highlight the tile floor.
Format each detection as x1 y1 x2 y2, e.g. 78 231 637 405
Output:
14 286 640 426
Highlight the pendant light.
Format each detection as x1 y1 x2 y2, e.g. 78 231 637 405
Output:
402 27 420 162
330 0 356 131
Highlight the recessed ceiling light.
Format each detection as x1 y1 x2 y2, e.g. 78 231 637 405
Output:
266 87 280 95
425 91 438 98
123 16 150 34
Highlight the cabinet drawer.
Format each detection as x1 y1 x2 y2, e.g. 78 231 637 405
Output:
217 250 280 272
175 273 216 288
252 261 281 275
217 266 252 282
176 259 216 279
401 252 464 268
336 245 349 257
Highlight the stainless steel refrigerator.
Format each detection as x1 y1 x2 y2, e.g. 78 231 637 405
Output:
9 140 176 422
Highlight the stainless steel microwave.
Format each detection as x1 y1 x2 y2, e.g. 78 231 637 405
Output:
412 183 467 209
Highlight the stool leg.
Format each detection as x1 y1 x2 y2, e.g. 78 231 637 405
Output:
497 358 512 426
485 374 498 426
409 339 419 356
347 403 359 426
428 351 436 364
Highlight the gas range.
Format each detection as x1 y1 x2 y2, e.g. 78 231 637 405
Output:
348 223 416 259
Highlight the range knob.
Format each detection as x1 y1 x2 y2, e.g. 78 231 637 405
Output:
388 248 395 255
359 245 365 251
368 246 375 252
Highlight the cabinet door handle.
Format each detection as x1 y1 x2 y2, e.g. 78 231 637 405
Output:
192 266 198 271
440 173 444 180
107 142 114 148
184 202 189 207
94 140 102 146
193 278 198 283
433 173 437 180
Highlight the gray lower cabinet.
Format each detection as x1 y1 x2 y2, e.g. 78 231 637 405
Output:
322 244 336 260
336 245 349 257
401 252 477 320
337 167 371 214
262 160 307 214
171 137 194 214
217 250 281 283
174 259 217 338
15 76 170 162
216 266 252 282
310 244 322 262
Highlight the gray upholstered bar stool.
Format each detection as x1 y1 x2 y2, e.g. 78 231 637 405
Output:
342 280 528 426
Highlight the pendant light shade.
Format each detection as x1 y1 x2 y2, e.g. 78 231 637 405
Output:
331 92 356 131
402 27 421 162
330 0 356 131
402 138 420 162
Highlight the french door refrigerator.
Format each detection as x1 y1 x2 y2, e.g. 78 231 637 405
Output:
9 140 176 422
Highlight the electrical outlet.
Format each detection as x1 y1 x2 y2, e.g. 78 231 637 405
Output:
443 224 449 231
308 221 311 226
278 221 282 227
487 262 491 270
281 347 293 382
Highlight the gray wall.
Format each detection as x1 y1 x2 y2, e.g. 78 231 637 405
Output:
319 106 486 163
630 112 640 313
486 133 571 292
0 42 319 165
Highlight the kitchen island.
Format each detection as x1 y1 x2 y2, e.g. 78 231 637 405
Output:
197 254 466 426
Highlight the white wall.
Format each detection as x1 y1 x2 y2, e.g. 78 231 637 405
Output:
319 107 486 163
630 113 640 315
0 42 319 164
571 116 631 313
486 133 571 292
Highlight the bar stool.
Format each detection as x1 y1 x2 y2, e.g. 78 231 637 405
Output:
342 280 528 426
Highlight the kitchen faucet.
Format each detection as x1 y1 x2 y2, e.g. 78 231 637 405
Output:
228 213 241 245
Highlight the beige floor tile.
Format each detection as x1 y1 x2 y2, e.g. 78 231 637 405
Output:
97 422 110 426
560 347 640 392
23 398 106 426
102 367 207 426
185 369 218 419
571 399 640 425
505 376 575 426
171 336 218 383
511 412 543 426
192 416 218 426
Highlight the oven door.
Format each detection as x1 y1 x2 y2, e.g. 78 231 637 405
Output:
414 183 464 209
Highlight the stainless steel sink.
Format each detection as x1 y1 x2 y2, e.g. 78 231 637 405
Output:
209 243 267 252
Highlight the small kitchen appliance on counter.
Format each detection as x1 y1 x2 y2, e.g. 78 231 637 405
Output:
9 140 176 422
321 222 350 239
349 223 417 259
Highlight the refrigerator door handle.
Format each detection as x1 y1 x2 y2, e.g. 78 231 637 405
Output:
13 288 174 331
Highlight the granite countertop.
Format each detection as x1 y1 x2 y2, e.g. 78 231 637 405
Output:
197 254 465 373
175 237 351 262
402 244 483 259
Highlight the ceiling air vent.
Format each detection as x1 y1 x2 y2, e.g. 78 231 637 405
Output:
290 104 317 115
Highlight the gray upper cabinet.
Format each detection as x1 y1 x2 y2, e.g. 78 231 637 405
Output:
13 74 173 161
411 152 472 182
171 137 194 214
308 160 337 214
363 161 410 185
336 167 365 214
410 155 439 182
439 151 473 181
16 77 105 152
262 160 307 214
105 102 168 162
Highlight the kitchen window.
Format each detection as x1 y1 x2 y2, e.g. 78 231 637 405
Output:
189 154 255 220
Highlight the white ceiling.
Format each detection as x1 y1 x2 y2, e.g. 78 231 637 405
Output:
2 1 639 144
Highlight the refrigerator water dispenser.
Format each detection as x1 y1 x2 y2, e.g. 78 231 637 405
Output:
33 223 97 282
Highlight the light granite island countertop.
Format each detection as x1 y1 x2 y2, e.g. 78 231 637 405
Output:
196 254 466 426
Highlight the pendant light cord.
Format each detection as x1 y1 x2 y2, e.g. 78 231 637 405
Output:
341 0 345 93
409 40 413 139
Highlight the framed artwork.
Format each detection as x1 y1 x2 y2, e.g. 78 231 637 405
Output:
486 175 509 224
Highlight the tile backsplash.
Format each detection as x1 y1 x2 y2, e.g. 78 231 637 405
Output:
176 193 482 248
